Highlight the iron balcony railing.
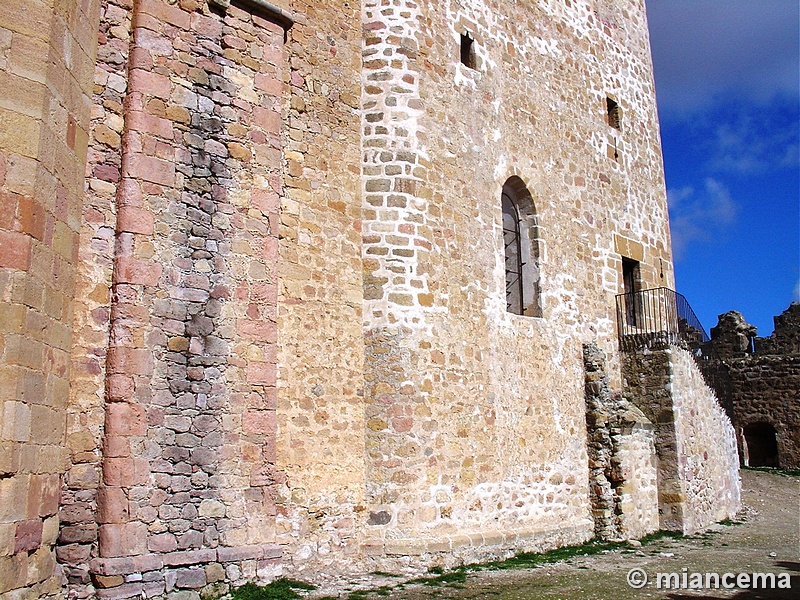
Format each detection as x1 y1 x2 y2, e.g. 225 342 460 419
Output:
615 287 710 352
615 286 734 418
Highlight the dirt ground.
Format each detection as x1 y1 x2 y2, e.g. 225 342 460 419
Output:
331 470 799 599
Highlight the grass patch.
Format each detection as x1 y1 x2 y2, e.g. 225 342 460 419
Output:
718 517 746 527
405 566 469 588
231 580 315 600
470 538 627 573
638 530 684 545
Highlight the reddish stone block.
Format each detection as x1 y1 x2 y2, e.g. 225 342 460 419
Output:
115 256 162 286
14 519 43 553
107 374 134 401
103 434 131 458
116 179 143 205
108 347 154 376
117 206 154 235
103 458 149 487
25 474 43 520
392 417 413 433
251 282 278 304
106 403 147 436
147 532 177 553
253 107 281 133
16 195 45 240
130 67 173 100
126 154 174 187
190 12 223 37
175 567 206 589
39 474 60 517
128 46 153 70
237 319 277 343
0 191 17 229
262 236 278 262
126 111 173 139
0 229 31 270
98 522 148 558
246 362 276 386
254 74 284 95
138 0 191 29
58 523 98 544
94 163 120 183
97 487 130 525
242 409 276 434
252 188 280 213
56 543 92 564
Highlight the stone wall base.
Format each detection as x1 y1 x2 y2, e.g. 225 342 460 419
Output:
361 522 592 572
87 545 281 599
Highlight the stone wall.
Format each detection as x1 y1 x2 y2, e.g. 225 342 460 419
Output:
56 0 292 596
669 348 741 534
707 304 800 469
0 0 101 596
584 343 658 541
353 0 673 566
622 345 741 535
0 0 746 597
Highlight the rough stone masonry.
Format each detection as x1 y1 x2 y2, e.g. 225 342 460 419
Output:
0 0 740 598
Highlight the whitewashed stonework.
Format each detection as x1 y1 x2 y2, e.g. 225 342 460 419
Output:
0 0 740 597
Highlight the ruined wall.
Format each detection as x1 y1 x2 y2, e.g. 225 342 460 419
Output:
622 346 740 535
708 305 800 469
584 343 658 541
0 0 100 596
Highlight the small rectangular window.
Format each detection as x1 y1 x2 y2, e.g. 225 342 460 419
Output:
460 33 476 69
606 97 621 130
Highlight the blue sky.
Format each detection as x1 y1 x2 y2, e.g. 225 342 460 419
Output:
646 0 800 337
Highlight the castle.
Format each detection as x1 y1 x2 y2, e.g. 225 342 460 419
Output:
0 0 740 597
705 304 800 470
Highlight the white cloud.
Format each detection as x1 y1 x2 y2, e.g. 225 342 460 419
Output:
647 0 799 114
668 178 738 259
709 110 800 173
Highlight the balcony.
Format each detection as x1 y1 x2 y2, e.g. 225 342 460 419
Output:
615 287 709 352
615 287 735 419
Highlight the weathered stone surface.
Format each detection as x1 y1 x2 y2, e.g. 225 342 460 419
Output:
0 0 745 597
706 304 800 469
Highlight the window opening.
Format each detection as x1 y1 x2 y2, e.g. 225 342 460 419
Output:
622 258 639 327
502 191 524 314
501 177 542 317
606 97 621 130
460 33 476 69
743 422 779 467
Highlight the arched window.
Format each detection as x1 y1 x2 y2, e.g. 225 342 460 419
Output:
501 177 542 317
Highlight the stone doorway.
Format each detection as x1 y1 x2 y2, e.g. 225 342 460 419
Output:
743 422 780 467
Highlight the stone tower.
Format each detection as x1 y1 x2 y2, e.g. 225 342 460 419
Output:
0 1 740 597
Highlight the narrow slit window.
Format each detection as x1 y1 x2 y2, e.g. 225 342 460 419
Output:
460 33 476 69
606 97 621 130
622 258 640 327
